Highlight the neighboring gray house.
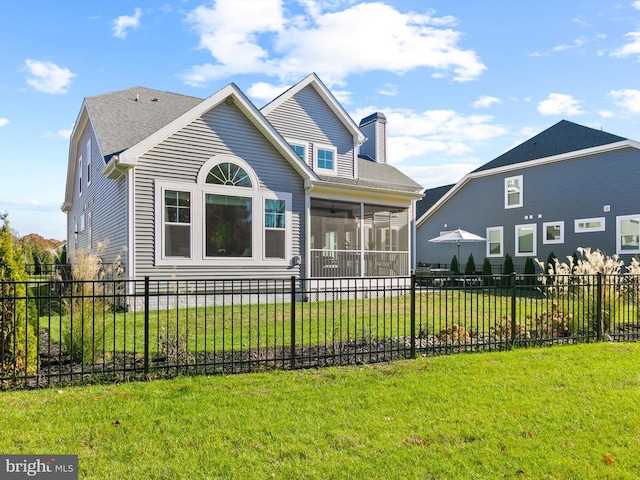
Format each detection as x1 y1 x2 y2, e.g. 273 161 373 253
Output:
62 73 423 280
416 120 640 270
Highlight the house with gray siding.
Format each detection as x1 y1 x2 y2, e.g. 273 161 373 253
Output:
62 73 423 282
415 120 640 271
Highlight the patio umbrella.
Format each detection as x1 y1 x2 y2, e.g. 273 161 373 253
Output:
428 228 487 265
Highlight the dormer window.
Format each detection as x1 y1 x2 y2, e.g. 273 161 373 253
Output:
314 144 337 175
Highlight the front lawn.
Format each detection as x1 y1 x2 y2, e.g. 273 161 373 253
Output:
2 342 639 479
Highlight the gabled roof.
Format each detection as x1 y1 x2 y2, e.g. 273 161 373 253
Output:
85 86 204 160
261 73 366 145
474 120 626 173
417 120 637 227
416 184 454 218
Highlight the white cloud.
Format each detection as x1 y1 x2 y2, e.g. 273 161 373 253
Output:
537 93 585 116
611 31 640 58
398 163 477 190
609 89 640 113
24 59 76 94
377 84 398 96
42 128 73 140
350 106 508 165
599 110 615 118
634 1 640 9
473 95 501 109
112 8 142 39
247 82 291 103
0 118 9 127
182 1 486 87
552 36 587 52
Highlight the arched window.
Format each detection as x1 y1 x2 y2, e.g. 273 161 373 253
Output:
205 162 252 187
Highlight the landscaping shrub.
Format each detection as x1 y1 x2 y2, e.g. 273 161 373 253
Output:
0 215 38 375
465 253 475 274
535 247 624 334
450 255 459 273
57 242 123 363
524 257 536 285
482 258 493 286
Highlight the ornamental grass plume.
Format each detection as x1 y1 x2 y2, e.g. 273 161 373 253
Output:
535 248 624 334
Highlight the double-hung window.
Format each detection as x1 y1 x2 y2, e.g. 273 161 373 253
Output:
86 139 92 186
164 189 191 258
265 198 286 258
505 175 523 209
617 214 640 254
486 226 503 257
78 155 83 196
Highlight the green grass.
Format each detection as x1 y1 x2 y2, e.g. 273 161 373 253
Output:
1 343 639 479
36 288 639 360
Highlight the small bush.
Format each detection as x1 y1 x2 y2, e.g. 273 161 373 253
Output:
534 303 573 338
450 255 459 273
491 315 531 341
465 253 476 274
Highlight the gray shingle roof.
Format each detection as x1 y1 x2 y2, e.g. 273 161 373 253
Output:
416 184 455 218
315 159 422 192
85 86 204 160
474 120 626 173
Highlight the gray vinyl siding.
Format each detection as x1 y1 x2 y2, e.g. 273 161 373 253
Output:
416 147 640 269
133 101 305 280
68 124 128 274
264 85 355 178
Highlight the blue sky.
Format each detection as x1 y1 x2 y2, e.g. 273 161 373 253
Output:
1 0 640 240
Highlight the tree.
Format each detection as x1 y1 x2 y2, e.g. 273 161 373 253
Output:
465 253 476 274
0 215 38 375
524 257 536 285
546 251 557 275
482 258 493 286
503 253 514 275
450 255 460 273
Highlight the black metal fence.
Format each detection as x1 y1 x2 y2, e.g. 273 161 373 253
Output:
1 273 639 389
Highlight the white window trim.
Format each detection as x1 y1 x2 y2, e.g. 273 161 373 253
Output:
486 226 503 257
616 214 640 254
286 138 307 162
314 143 337 175
86 139 92 186
515 223 537 257
542 221 564 244
155 155 292 267
504 175 523 209
575 217 605 233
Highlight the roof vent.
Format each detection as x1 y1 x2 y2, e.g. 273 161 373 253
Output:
151 98 158 102
135 94 139 102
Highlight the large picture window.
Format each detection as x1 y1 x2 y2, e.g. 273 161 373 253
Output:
205 194 252 257
617 215 640 254
155 155 291 265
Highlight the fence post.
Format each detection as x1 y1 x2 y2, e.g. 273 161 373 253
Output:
290 276 296 369
596 272 603 341
510 272 517 347
410 274 416 358
144 276 150 376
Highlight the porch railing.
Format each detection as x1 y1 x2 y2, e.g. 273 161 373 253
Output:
309 249 409 277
